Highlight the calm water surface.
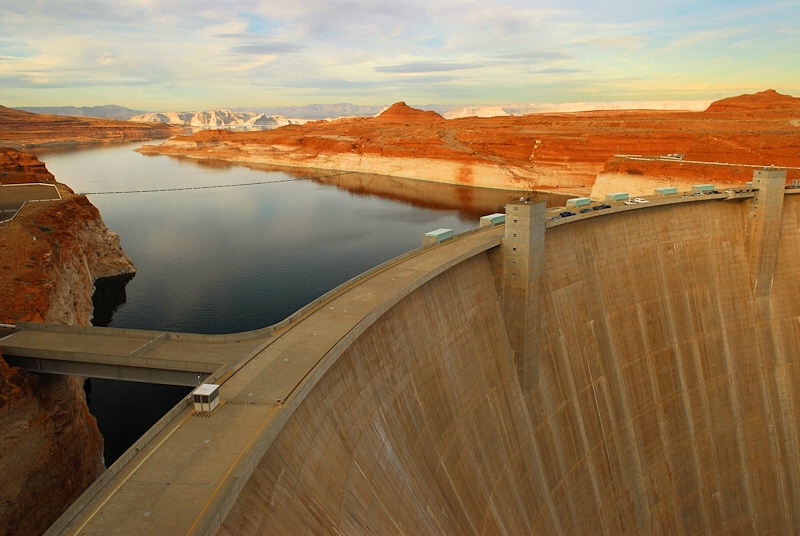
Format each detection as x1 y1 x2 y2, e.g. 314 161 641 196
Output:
35 142 554 462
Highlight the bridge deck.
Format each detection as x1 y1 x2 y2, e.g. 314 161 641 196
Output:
46 225 505 535
1 326 266 384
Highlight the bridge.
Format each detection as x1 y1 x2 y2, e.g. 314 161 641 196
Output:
5 167 800 534
0 323 263 386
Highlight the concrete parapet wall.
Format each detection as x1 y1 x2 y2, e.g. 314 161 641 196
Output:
218 194 800 534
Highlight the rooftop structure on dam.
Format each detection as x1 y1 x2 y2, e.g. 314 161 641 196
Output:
9 167 800 534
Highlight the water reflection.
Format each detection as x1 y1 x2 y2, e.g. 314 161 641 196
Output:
39 144 570 335
152 154 568 215
37 143 571 465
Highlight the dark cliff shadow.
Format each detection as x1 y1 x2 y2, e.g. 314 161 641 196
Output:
91 274 135 327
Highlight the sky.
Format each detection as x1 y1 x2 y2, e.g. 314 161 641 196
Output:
1 0 798 111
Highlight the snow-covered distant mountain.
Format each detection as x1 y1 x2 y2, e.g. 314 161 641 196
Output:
443 106 511 119
129 109 306 130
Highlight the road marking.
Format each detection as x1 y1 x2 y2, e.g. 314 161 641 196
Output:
72 411 193 534
185 407 278 535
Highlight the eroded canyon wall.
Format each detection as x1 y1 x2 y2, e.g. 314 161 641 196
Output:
0 149 136 536
219 194 800 534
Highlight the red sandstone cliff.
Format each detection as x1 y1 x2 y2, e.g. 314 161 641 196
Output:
0 353 104 536
140 91 800 197
0 148 136 535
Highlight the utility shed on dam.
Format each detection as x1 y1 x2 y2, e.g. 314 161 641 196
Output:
605 191 629 202
566 197 591 208
48 169 800 535
655 186 678 196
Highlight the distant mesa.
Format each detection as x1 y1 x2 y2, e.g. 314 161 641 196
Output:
15 105 144 120
374 102 445 123
705 89 800 112
0 105 174 149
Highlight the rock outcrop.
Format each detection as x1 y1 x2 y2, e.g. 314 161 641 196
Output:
0 148 136 535
139 90 800 197
0 353 105 536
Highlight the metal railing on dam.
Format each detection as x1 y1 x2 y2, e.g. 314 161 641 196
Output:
29 169 800 534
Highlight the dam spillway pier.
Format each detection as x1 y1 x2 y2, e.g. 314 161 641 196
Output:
35 168 800 534
502 199 546 394
746 168 786 297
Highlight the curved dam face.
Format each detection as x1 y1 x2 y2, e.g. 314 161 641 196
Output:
220 194 800 534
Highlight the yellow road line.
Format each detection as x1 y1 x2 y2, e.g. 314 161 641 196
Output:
72 411 193 533
185 407 278 535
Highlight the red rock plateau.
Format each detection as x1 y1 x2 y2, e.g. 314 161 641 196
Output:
140 90 800 197
0 148 137 535
0 105 176 149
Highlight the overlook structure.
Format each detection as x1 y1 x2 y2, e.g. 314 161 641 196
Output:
8 168 800 534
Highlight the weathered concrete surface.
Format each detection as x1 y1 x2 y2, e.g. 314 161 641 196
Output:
45 191 800 534
220 194 800 534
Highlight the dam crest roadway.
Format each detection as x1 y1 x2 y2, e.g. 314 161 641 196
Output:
3 167 800 534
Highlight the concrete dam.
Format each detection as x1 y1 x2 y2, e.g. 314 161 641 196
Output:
45 170 800 534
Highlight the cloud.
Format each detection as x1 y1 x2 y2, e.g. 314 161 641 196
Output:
572 35 649 51
229 43 304 55
374 61 484 74
1 0 798 107
492 50 571 62
529 67 584 75
660 27 747 52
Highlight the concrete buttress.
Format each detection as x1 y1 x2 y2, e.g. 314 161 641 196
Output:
746 168 786 296
501 200 546 393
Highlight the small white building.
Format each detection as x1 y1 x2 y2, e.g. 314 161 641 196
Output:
192 384 220 413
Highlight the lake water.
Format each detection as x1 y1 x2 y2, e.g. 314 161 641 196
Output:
34 142 560 463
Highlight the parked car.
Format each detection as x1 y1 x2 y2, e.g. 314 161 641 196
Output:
579 208 593 213
559 211 576 217
634 197 649 203
592 204 611 210
624 200 636 205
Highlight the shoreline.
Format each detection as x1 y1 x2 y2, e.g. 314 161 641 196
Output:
138 142 596 197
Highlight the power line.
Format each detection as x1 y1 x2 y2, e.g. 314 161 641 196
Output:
78 177 302 196
78 171 355 196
